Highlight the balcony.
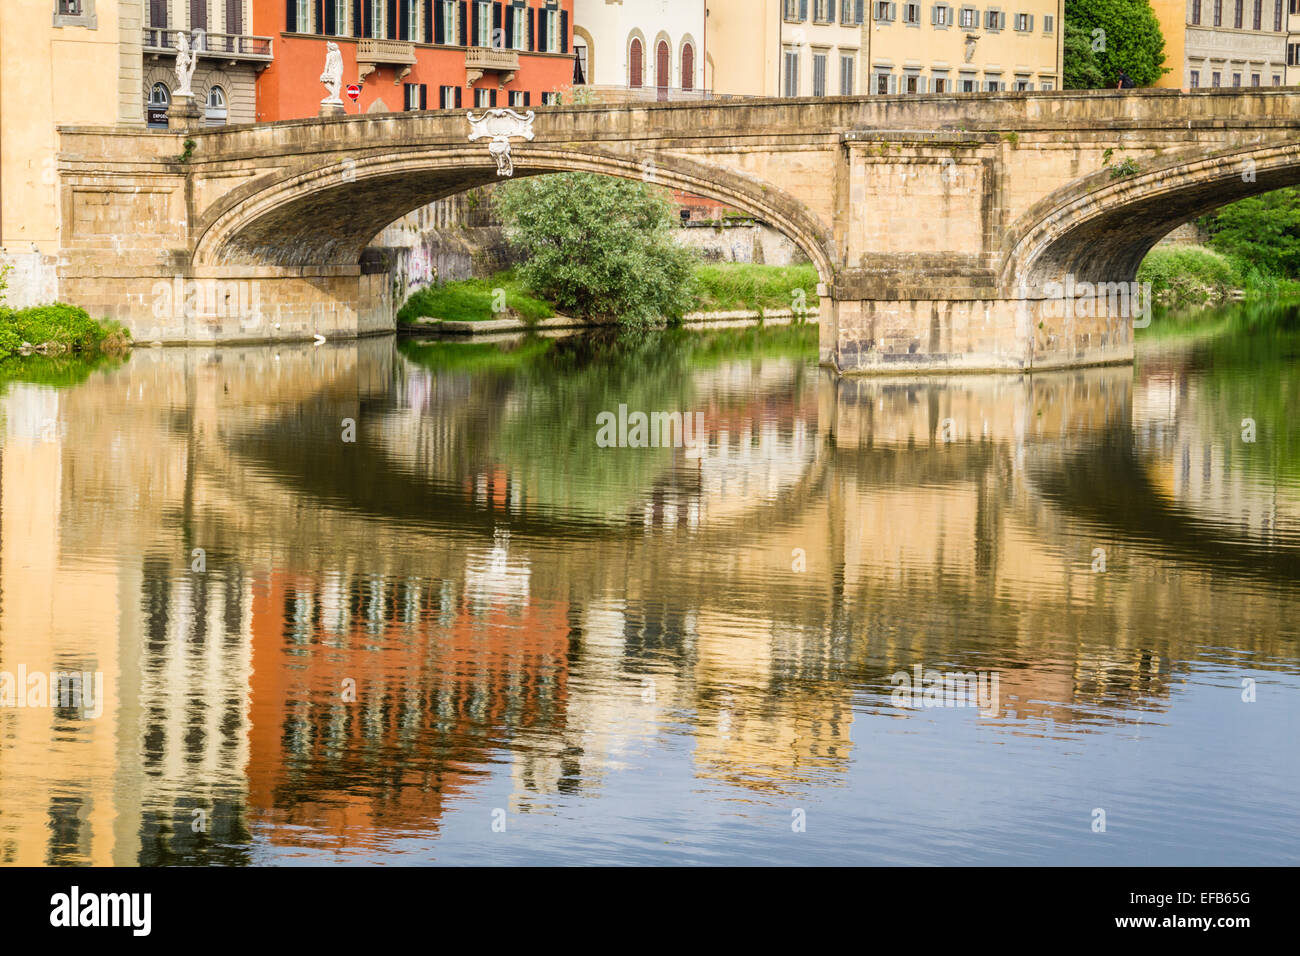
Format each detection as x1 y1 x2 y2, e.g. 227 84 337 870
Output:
143 28 273 65
356 38 417 82
465 46 520 88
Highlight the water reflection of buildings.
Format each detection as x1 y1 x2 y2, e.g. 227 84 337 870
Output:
3 337 1298 864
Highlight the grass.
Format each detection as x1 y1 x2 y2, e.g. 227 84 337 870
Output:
397 263 822 327
396 268 555 325
690 263 820 315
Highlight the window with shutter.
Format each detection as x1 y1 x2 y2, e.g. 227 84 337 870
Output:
630 37 643 87
682 43 695 91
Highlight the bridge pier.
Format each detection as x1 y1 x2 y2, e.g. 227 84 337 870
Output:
822 294 1136 374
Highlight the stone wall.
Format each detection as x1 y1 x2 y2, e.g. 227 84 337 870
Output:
674 220 809 265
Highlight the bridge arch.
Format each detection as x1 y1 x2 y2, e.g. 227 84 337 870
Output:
1002 141 1300 294
191 141 837 283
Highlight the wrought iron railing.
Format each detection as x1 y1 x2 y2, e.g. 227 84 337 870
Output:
142 28 273 60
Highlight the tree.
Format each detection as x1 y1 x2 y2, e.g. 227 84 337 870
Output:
1064 0 1166 89
1063 20 1106 90
1203 188 1300 278
493 173 698 330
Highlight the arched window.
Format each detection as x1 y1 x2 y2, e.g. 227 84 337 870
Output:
629 37 643 87
147 82 170 129
574 37 588 84
682 43 695 92
656 40 670 99
205 85 228 126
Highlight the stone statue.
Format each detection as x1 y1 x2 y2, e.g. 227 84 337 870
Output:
964 34 977 65
174 32 198 98
321 42 344 105
467 109 536 177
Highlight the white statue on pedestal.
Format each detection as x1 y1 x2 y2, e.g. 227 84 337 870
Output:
174 32 198 98
321 42 344 105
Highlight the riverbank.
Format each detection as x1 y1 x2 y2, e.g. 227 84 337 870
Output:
397 263 821 332
1138 245 1300 307
0 303 130 360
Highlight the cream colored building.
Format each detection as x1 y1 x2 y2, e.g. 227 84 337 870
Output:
1152 0 1286 89
0 0 144 305
708 0 1062 97
572 0 708 99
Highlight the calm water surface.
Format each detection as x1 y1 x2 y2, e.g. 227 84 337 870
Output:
1 309 1298 865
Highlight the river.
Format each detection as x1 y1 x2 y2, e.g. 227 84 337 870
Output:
0 307 1297 865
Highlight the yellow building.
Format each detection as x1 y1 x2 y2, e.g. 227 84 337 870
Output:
1151 0 1287 90
0 0 143 305
708 0 1062 97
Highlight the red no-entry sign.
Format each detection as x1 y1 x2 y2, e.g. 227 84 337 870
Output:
346 85 362 102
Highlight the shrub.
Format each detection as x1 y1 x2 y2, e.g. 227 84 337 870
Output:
0 303 130 357
493 172 699 330
1138 245 1239 302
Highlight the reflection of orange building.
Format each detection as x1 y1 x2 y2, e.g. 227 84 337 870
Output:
246 567 570 851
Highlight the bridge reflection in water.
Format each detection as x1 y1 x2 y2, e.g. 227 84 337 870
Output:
0 325 1297 865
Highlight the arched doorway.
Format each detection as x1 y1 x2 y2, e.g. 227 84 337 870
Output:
656 40 670 100
147 82 170 129
681 43 695 93
629 38 643 88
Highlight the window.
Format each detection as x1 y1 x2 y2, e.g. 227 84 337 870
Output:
510 2 526 48
905 73 919 93
985 9 1005 30
815 0 834 20
630 37 644 87
475 87 493 107
574 37 588 82
959 6 977 27
1234 0 1243 26
843 0 866 24
933 74 947 92
1190 69 1200 87
961 75 976 92
1291 42 1300 65
509 90 525 107
1192 0 1202 22
405 0 420 40
1043 13 1054 31
1014 12 1032 30
784 0 802 19
437 1 457 44
542 91 561 105
682 43 695 91
1253 0 1262 27
1038 78 1053 90
439 85 460 108
903 2 920 22
986 76 1002 91
54 0 97 28
1276 0 1284 29
542 5 561 52
813 52 828 95
1014 76 1031 90
876 71 891 94
934 4 950 25
875 1 895 21
205 85 228 125
474 0 490 45
1273 74 1281 85
405 83 427 110
1252 73 1261 85
783 48 800 96
1233 71 1242 86
292 0 310 32
841 54 856 94
1214 0 1222 23
1212 71 1221 86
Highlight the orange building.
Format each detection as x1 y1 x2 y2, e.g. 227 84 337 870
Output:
252 0 578 120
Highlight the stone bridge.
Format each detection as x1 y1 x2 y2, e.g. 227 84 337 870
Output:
57 88 1300 373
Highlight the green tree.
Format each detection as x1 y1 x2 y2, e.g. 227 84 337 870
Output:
1064 0 1166 88
1063 20 1106 89
1202 188 1300 278
493 172 698 330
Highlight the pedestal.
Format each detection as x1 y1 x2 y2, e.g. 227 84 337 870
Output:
319 101 347 118
167 93 203 132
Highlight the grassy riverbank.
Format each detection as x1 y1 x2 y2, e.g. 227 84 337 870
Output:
1138 245 1300 307
397 262 820 326
0 303 131 360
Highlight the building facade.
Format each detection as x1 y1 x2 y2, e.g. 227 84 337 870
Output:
571 0 707 100
251 0 576 120
1152 0 1287 89
707 0 1062 97
142 1 272 128
1 0 148 305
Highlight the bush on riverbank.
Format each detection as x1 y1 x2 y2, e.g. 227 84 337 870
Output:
0 303 131 359
493 172 698 330
1138 245 1242 305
